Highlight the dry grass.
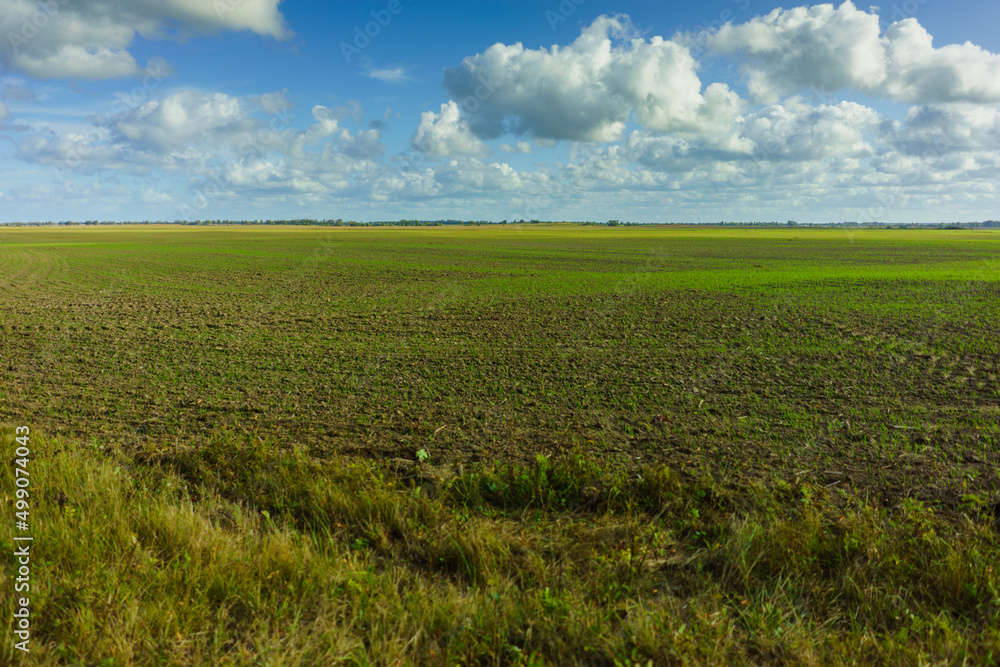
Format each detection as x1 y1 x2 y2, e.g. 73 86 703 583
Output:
2 427 998 665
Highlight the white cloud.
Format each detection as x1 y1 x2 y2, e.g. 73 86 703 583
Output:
5 3 1000 223
442 15 743 141
618 97 886 172
411 101 490 157
15 89 386 200
134 0 291 38
0 0 290 80
891 104 1000 156
253 90 292 115
706 1 886 103
140 188 174 205
222 159 288 189
107 89 252 153
341 128 387 161
0 100 8 122
4 178 130 203
620 132 743 173
705 1 1000 105
500 141 534 154
432 159 524 193
15 129 131 172
741 98 886 160
882 20 1000 104
365 67 409 84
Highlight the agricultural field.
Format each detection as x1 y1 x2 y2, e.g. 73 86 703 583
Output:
2 224 999 665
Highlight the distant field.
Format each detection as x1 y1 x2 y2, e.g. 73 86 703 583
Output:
2 225 998 496
2 225 999 664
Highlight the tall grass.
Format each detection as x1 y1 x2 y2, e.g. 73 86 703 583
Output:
3 427 998 665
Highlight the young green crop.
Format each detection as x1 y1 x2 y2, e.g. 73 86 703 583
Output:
1 224 998 664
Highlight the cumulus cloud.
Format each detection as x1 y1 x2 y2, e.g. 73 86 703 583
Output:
6 4 1000 222
432 159 523 193
442 15 743 141
882 20 1000 104
106 89 253 153
621 132 743 173
411 101 490 157
741 98 886 160
706 1 1000 105
0 0 290 80
891 104 1000 156
339 128 386 161
253 90 292 115
619 97 886 172
15 129 129 172
706 1 885 103
16 89 385 191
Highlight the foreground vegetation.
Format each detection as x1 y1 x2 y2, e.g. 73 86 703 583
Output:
1 225 999 664
2 429 998 664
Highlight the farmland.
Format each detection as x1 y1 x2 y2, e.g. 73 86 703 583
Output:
2 224 999 665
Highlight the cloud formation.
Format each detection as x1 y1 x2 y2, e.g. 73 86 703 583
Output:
108 90 253 153
3 4 999 223
443 15 742 141
411 101 490 157
705 1 885 103
3 84 37 101
15 89 386 206
0 0 290 80
706 1 1000 104
891 104 1000 156
365 67 409 83
881 19 1000 104
741 98 886 161
500 141 534 154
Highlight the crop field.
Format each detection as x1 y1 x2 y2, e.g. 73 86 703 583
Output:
2 224 1000 665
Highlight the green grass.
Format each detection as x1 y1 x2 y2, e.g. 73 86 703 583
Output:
1 224 999 664
2 428 998 665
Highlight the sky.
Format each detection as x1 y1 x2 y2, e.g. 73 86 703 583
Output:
0 0 998 224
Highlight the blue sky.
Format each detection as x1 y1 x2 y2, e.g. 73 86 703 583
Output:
1 0 998 223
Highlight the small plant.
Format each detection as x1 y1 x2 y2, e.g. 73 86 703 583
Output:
415 448 429 463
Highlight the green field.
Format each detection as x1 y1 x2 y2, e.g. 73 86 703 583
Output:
2 225 999 665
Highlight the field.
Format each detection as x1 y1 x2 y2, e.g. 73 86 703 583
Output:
2 224 999 665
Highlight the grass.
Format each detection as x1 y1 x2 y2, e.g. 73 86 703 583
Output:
1 224 999 664
2 428 998 664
